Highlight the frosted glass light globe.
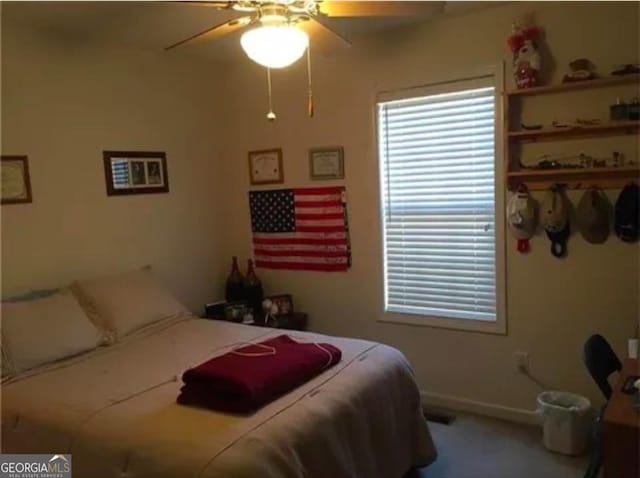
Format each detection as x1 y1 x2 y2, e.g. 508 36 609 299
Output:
241 25 309 69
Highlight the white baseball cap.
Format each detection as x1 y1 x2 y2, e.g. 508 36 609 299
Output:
507 186 538 253
507 187 538 239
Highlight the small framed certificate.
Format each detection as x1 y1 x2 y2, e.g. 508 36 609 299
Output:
1 156 33 205
309 147 344 180
249 148 284 185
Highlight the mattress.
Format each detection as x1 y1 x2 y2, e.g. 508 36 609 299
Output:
1 316 436 478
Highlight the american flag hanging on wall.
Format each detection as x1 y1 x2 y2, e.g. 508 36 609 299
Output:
249 186 351 271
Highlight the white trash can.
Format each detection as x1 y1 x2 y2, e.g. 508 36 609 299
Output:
537 391 593 455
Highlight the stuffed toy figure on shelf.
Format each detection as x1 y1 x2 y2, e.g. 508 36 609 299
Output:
508 18 543 89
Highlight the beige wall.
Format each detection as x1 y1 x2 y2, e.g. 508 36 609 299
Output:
1 1 638 416
219 2 640 412
1 21 226 312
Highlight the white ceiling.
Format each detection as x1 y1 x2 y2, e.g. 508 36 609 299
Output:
3 1 499 62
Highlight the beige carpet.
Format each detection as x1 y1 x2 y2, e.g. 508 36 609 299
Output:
410 412 590 478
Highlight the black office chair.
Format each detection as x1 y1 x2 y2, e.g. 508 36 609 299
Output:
584 334 623 399
582 334 622 478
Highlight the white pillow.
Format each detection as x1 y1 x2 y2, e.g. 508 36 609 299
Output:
71 269 190 340
1 289 103 374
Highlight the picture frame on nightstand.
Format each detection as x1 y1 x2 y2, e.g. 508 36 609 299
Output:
264 294 294 316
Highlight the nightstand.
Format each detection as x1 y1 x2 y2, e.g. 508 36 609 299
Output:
261 312 308 331
203 303 308 332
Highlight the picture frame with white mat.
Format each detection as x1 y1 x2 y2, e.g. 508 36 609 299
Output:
1 155 33 205
309 146 344 180
248 148 284 185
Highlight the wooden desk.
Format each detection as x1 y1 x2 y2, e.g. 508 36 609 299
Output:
603 359 640 478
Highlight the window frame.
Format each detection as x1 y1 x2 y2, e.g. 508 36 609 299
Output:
374 65 507 335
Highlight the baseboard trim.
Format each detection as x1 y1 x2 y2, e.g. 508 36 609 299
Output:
420 391 540 426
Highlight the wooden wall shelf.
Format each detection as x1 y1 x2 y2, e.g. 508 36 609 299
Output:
507 166 640 191
504 75 640 97
508 121 640 141
504 74 640 190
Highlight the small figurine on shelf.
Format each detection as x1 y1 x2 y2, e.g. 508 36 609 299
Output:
562 58 596 83
612 151 626 168
611 64 640 76
610 98 629 121
507 16 543 89
629 97 640 121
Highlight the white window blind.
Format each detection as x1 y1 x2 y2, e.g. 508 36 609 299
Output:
378 79 498 322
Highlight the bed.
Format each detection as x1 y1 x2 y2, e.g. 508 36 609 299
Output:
2 315 436 478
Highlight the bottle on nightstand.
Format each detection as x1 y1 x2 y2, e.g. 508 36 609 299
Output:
225 256 244 302
244 259 264 316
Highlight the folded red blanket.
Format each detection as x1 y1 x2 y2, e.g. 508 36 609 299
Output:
177 335 341 413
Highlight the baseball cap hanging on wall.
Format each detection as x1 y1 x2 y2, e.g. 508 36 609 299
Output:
614 183 639 242
576 187 610 244
507 184 538 253
541 185 570 258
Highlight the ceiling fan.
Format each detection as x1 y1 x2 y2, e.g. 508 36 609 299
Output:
166 1 442 120
165 1 443 68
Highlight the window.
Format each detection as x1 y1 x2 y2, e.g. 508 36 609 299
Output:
377 74 505 333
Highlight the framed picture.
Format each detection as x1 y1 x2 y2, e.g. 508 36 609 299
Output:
309 146 344 180
103 151 169 196
1 156 33 205
224 301 249 323
204 301 227 320
264 294 294 316
248 148 283 185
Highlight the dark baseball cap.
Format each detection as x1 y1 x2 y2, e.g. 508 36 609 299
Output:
615 183 639 242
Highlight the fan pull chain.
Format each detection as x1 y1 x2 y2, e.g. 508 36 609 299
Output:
306 47 314 118
266 67 276 122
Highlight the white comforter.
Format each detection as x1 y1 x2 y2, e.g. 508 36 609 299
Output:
2 317 436 478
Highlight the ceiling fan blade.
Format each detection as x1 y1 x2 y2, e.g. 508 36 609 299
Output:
319 1 444 17
172 1 235 8
298 17 351 54
165 16 253 50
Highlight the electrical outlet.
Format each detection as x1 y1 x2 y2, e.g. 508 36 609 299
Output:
514 351 530 373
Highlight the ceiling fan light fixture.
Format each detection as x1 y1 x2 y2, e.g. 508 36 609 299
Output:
241 25 309 69
232 2 257 12
260 13 288 24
